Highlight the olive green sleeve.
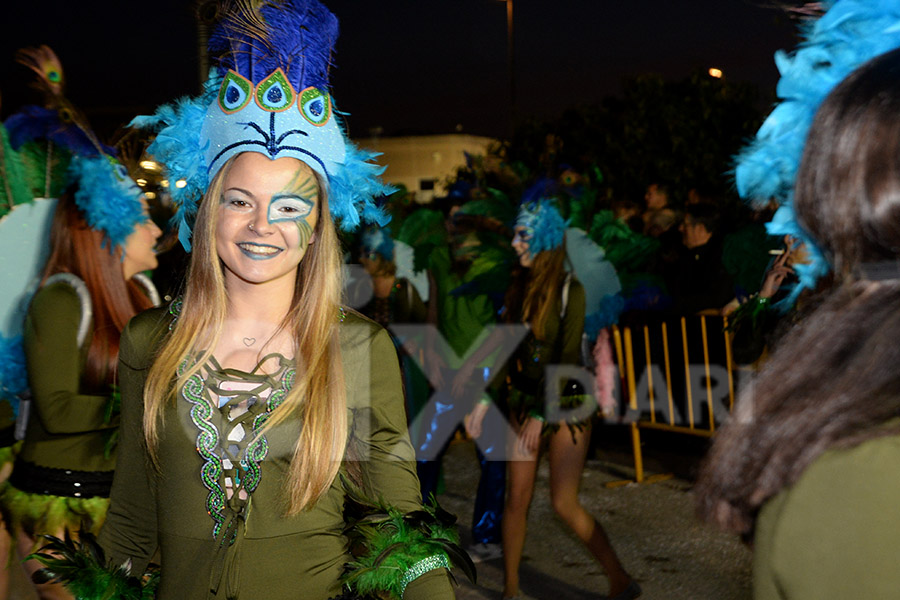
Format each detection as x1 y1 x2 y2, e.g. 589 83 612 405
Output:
754 436 900 599
559 279 586 365
350 327 454 599
98 313 162 574
351 326 424 508
24 282 116 434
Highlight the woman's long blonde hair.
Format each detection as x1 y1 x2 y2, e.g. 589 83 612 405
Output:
143 156 347 514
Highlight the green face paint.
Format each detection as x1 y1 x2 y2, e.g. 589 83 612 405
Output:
267 169 318 248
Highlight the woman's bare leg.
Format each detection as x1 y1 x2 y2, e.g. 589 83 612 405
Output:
501 419 539 599
16 528 73 600
547 424 631 596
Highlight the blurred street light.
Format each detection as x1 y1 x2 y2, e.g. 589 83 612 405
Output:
708 67 724 79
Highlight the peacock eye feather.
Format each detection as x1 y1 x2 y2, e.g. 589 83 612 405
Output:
218 71 252 114
255 69 294 112
298 87 331 126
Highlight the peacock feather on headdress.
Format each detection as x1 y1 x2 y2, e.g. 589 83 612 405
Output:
0 48 149 412
131 0 393 251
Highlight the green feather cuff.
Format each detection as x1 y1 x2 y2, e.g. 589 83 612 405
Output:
341 478 475 599
29 531 159 600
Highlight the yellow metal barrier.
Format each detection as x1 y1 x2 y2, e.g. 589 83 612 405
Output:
610 315 735 483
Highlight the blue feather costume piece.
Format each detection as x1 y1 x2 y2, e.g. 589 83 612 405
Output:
129 74 220 251
734 0 900 306
68 156 147 251
0 335 26 412
208 0 338 91
360 225 395 261
516 199 566 255
5 106 114 158
132 0 392 248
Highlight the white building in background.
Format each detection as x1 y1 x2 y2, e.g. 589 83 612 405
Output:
355 134 497 203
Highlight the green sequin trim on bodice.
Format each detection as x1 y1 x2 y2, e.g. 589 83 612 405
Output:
179 353 295 543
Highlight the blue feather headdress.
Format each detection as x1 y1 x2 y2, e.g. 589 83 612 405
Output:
2 46 146 250
69 156 147 250
515 199 567 255
734 0 900 306
360 226 395 262
131 0 392 250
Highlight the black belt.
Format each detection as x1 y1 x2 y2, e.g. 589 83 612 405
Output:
9 458 113 498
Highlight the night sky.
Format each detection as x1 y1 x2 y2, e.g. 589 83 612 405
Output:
0 1 800 140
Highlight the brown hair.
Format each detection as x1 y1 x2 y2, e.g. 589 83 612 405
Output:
697 47 900 535
504 244 567 340
41 192 155 390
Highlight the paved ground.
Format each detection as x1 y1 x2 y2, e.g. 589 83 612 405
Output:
6 426 751 600
441 428 752 600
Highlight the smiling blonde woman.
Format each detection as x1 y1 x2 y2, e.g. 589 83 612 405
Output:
30 2 470 599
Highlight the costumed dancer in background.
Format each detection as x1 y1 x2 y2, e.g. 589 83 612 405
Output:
357 226 434 442
467 198 639 600
699 3 900 597
0 87 41 600
407 198 511 564
0 47 162 600
33 2 472 599
358 226 428 328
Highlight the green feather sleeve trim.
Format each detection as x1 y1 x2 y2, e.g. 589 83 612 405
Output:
341 479 475 599
29 531 159 600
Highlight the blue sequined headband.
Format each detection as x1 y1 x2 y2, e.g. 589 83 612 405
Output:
131 0 392 251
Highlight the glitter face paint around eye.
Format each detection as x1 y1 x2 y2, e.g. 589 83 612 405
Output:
270 168 318 250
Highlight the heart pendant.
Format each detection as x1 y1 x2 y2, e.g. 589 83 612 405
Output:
243 337 256 347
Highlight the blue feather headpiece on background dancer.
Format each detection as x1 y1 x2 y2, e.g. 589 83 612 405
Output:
131 0 393 250
515 182 567 255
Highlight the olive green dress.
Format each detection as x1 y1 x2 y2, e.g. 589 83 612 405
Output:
1 280 117 536
98 305 454 600
753 433 900 599
507 277 595 426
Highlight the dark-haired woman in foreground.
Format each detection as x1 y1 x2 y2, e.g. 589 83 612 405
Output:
698 46 900 599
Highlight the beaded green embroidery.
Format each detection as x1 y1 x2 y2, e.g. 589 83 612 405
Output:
181 354 295 541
